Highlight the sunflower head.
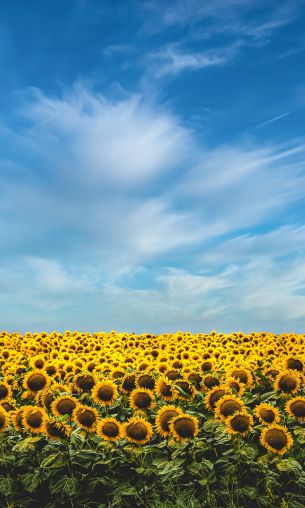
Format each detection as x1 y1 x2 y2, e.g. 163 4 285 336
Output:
204 385 230 411
130 388 155 410
226 411 253 436
286 397 305 421
23 371 51 395
43 419 71 441
170 414 199 442
122 417 153 445
215 394 245 421
229 367 253 387
0 408 10 432
284 357 303 373
97 417 122 442
74 373 96 393
155 405 183 438
225 377 245 396
274 370 301 395
51 395 77 418
120 374 136 394
72 404 99 432
22 406 47 434
136 373 155 390
12 407 25 432
155 376 176 401
260 424 293 455
0 381 12 402
255 403 280 425
92 381 117 406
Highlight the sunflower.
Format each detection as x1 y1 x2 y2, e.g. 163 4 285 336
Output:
225 377 245 397
155 405 183 438
72 404 99 432
255 403 280 425
215 395 245 421
226 411 254 436
12 407 25 432
122 417 153 445
120 374 136 394
23 371 51 395
228 367 253 387
74 373 96 393
170 414 199 442
130 388 155 411
97 417 122 442
155 376 176 401
174 379 196 400
0 408 9 432
286 397 305 422
274 369 301 395
22 406 47 434
136 373 155 390
201 374 219 391
51 395 78 418
186 372 203 390
260 424 293 455
92 381 117 406
43 419 71 441
284 357 304 373
0 381 12 402
204 385 230 411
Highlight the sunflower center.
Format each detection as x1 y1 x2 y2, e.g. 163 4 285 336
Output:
0 384 8 400
102 422 119 437
232 370 248 384
201 362 213 372
76 375 94 391
0 413 5 429
230 415 249 433
137 375 155 389
133 392 152 409
127 422 148 441
160 382 173 397
57 398 76 415
278 374 297 392
260 408 276 423
27 373 47 391
265 429 287 450
97 386 114 401
220 400 242 417
122 375 136 392
287 359 303 372
174 417 196 438
27 411 43 428
35 359 44 369
290 400 305 417
46 422 68 438
160 410 179 431
209 389 226 408
77 409 96 427
203 376 218 389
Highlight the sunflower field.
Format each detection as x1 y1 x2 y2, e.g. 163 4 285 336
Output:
1 330 305 507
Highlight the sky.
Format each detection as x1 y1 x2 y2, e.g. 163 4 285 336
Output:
1 0 305 334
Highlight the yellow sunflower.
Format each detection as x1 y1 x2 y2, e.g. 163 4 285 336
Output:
74 373 96 393
51 395 78 418
260 424 293 455
286 397 305 422
97 417 122 442
122 417 153 445
43 419 71 441
170 414 199 442
72 404 99 432
155 376 176 401
22 406 47 434
0 381 12 402
155 405 183 438
214 395 245 421
255 403 280 425
23 370 51 395
226 411 253 436
92 381 117 406
274 369 301 395
204 385 230 412
0 408 10 432
130 388 155 411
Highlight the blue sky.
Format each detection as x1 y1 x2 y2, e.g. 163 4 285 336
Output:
1 0 305 333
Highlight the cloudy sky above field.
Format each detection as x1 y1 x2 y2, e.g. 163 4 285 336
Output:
1 0 305 333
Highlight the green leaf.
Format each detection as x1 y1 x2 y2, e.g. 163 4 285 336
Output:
294 428 305 444
20 471 40 493
276 458 302 475
0 477 16 496
12 436 42 452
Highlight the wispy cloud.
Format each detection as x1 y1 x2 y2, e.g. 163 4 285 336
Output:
1 85 305 332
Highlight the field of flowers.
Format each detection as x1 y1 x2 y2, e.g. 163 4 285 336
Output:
1 330 305 507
